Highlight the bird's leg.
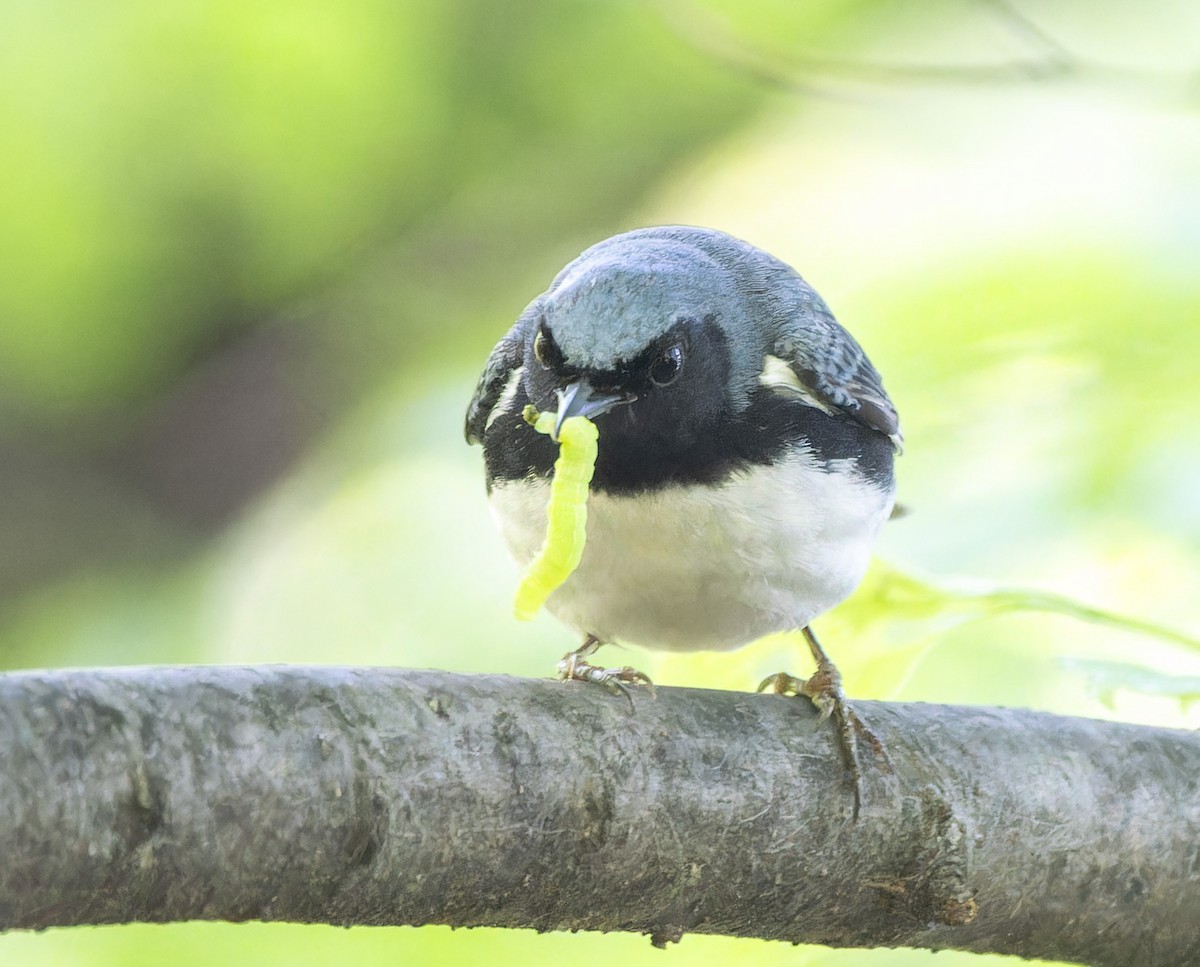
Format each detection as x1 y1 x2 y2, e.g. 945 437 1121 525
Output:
558 634 654 709
758 626 888 820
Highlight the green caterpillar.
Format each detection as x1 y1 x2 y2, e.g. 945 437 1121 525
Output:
513 405 599 620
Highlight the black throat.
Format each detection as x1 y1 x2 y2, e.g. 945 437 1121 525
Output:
483 382 894 496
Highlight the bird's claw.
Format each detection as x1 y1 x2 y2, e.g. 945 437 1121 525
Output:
558 654 655 710
757 668 841 722
758 661 887 821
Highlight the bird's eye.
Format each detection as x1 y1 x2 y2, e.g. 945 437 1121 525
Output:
649 344 684 386
533 322 561 369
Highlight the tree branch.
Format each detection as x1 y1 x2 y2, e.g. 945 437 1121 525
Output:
1 665 1197 964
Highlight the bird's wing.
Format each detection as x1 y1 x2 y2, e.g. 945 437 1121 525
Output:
464 316 529 445
770 300 903 451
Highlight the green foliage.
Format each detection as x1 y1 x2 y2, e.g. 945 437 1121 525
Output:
0 0 771 415
1 1 433 406
1063 658 1200 710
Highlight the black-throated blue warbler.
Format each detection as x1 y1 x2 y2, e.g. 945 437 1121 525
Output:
465 226 902 809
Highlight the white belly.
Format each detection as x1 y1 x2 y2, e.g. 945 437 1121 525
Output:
489 453 893 651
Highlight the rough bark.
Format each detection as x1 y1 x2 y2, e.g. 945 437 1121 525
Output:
0 665 1197 965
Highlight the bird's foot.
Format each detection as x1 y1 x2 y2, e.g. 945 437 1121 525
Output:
558 642 654 711
758 662 888 820
757 663 844 720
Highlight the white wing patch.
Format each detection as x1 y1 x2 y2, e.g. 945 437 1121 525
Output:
758 354 840 416
483 365 525 433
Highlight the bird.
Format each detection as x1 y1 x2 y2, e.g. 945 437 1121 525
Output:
465 225 902 812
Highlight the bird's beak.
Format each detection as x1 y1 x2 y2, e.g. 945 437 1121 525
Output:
554 379 635 440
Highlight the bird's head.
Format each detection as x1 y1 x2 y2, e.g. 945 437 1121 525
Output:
520 237 759 449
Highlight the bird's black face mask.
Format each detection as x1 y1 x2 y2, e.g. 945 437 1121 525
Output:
524 314 738 493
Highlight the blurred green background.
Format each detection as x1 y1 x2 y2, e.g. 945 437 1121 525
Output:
1 1 1197 964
